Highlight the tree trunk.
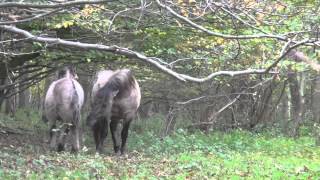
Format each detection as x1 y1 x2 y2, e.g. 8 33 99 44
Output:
0 62 7 108
4 93 16 116
249 78 276 129
312 75 320 123
287 72 304 137
279 86 289 132
18 70 30 108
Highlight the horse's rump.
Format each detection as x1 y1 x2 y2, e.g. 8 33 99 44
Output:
45 78 84 122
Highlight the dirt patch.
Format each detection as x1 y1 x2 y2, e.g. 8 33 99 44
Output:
0 129 48 154
0 126 115 154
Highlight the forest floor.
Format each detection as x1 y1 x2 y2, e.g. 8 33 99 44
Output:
0 111 320 179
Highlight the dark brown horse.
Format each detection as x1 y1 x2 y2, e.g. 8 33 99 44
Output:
43 66 84 152
87 69 141 155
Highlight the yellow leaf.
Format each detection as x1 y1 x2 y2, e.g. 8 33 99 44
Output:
54 23 62 29
275 4 285 11
62 21 74 28
63 22 68 28
216 38 224 44
181 9 188 17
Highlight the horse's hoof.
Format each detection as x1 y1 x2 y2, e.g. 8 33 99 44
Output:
71 148 79 154
57 144 65 152
114 151 121 157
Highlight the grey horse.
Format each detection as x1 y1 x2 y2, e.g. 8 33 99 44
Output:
87 69 141 155
43 66 84 152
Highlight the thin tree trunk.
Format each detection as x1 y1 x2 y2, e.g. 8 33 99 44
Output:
287 72 304 137
0 62 7 108
312 76 320 123
18 70 30 108
279 86 289 132
249 78 276 129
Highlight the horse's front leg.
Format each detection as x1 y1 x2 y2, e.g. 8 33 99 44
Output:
93 123 101 152
99 117 109 153
94 117 108 153
110 117 122 155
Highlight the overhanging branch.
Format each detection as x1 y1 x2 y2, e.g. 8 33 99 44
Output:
0 25 280 83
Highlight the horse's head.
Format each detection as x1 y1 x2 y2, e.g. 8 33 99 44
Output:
86 87 117 127
58 66 79 79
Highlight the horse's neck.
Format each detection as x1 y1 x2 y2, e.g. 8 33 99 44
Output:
59 71 74 80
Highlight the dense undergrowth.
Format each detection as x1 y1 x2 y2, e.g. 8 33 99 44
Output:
0 110 320 179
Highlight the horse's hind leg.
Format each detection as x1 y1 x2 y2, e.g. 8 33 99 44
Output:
49 121 58 151
70 124 80 153
120 119 132 155
57 126 69 152
110 117 122 155
71 112 80 153
93 123 101 152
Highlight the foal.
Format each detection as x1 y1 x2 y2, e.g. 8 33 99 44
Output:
43 66 84 152
87 69 141 155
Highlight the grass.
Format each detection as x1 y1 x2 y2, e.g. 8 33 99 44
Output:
0 111 320 179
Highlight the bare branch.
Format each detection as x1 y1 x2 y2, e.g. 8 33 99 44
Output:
107 8 129 34
0 0 113 9
0 25 278 83
155 0 287 40
265 39 311 72
176 96 207 105
0 8 63 25
218 6 268 34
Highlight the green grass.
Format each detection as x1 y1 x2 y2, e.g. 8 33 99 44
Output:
1 111 320 179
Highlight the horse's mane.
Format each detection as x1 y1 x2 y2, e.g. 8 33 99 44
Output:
57 66 76 79
100 69 136 96
88 69 138 127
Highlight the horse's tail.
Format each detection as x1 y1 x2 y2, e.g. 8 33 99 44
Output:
70 80 80 125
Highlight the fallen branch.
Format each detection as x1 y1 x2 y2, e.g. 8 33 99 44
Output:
0 125 32 135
